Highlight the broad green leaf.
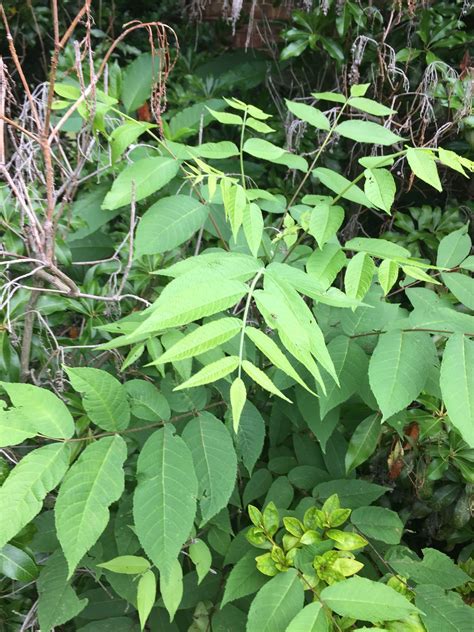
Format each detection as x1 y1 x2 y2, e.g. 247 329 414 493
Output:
364 168 395 213
138 570 157 630
273 152 308 172
313 167 373 207
438 147 468 176
121 53 159 112
416 584 474 632
246 327 315 395
285 100 330 130
437 226 471 268
98 555 150 575
109 121 155 162
313 479 388 508
390 548 470 589
157 251 261 282
37 550 88 631
242 360 292 402
442 272 474 310
306 244 347 291
345 237 411 260
369 331 436 420
230 377 247 433
345 413 381 472
124 380 170 421
440 334 474 447
403 265 440 285
321 576 419 622
174 355 239 391
134 425 198 578
234 401 265 474
102 157 179 210
308 203 344 248
221 181 246 239
0 543 39 581
151 318 242 365
243 203 264 257
335 120 402 145
56 435 127 577
344 252 374 300
221 551 267 607
285 602 328 632
348 97 396 116
350 84 370 97
243 138 286 161
317 336 368 418
224 98 271 120
167 98 226 140
189 539 212 584
378 259 399 295
66 367 130 431
0 443 70 549
246 117 275 133
182 412 237 525
351 506 403 544
0 382 74 446
406 147 442 191
247 569 304 632
135 195 209 255
311 91 346 104
191 141 239 159
207 108 243 125
159 559 183 620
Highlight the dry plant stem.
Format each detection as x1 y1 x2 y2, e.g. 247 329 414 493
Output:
20 281 43 382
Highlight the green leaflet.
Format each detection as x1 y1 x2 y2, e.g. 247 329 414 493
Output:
174 355 239 390
157 251 261 282
137 570 157 629
102 157 179 210
335 120 403 146
0 543 39 582
121 53 159 113
321 576 419 622
245 327 315 395
182 412 237 525
285 602 328 632
135 195 209 255
313 167 374 207
378 259 399 295
133 425 198 578
55 435 127 577
344 252 374 301
406 147 442 191
344 237 411 260
243 138 286 161
37 550 88 631
66 367 130 431
308 203 344 248
364 168 395 213
0 443 70 549
150 318 242 365
437 226 471 268
230 377 247 433
247 569 304 632
98 555 150 575
159 559 182 621
242 360 292 402
109 121 155 162
189 539 212 584
306 244 347 291
285 99 330 130
389 548 470 590
348 96 396 116
345 413 381 473
416 584 474 632
124 379 170 421
440 334 474 447
369 331 437 420
243 202 264 257
0 382 74 446
221 551 268 607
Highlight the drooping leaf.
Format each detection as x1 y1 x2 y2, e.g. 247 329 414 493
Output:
182 412 237 525
65 367 130 431
285 100 330 130
234 401 265 474
313 168 373 207
221 551 268 607
308 203 344 248
189 539 212 584
121 53 159 113
321 576 419 622
133 425 198 578
37 550 88 632
55 435 127 577
243 202 264 257
135 195 209 255
159 559 182 621
247 569 304 632
378 259 399 295
102 157 179 210
364 168 395 213
344 252 374 301
0 443 70 549
440 334 474 447
242 360 292 402
137 570 157 630
369 331 436 420
335 120 402 145
345 237 411 260
0 382 74 446
406 148 442 191
230 377 247 433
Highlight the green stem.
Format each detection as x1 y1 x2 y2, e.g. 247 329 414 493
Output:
237 268 265 378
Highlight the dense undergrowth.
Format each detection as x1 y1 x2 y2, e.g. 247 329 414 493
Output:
0 1 473 630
